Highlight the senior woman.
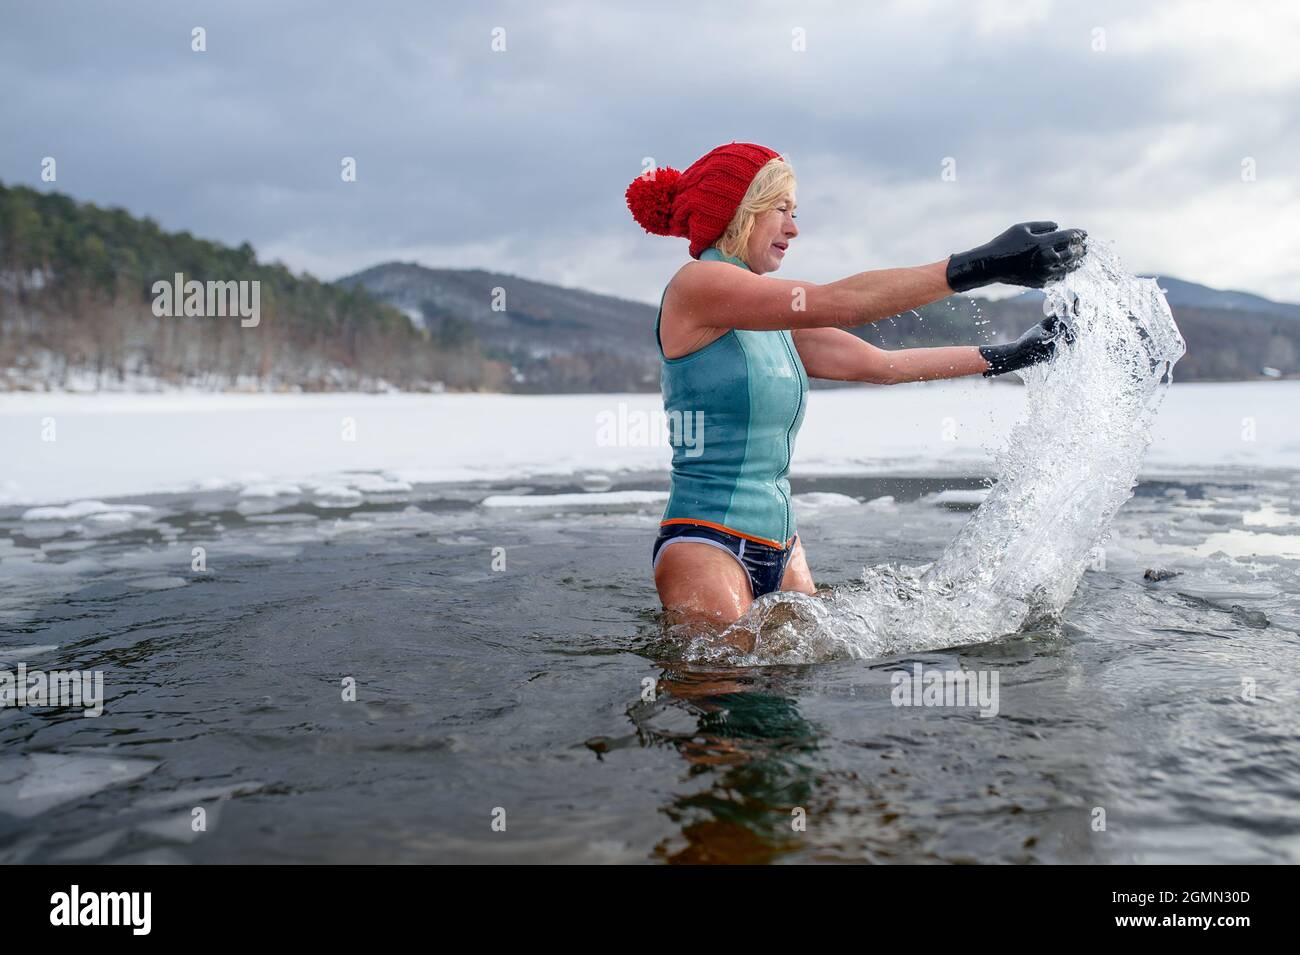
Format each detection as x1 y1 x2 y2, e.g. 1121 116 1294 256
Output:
625 141 1085 633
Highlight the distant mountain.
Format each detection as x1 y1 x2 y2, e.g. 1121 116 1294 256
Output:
336 262 655 358
1008 276 1300 321
336 262 661 391
1136 276 1300 321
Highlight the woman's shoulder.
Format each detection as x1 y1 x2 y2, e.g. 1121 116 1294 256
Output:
666 258 700 286
660 261 735 359
664 257 735 303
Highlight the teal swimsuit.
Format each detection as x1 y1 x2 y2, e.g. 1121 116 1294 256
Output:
654 247 809 550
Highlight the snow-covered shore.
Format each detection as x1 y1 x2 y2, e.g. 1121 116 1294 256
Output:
2 380 1296 506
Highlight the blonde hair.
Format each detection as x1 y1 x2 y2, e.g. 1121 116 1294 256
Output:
713 157 797 263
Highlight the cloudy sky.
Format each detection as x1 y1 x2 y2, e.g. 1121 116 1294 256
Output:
2 0 1297 305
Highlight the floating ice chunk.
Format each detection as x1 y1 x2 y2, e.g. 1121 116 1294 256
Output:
480 490 668 508
131 780 265 810
239 483 302 498
793 492 862 509
0 644 59 661
84 510 144 525
311 485 363 500
0 753 157 819
21 500 154 521
928 489 990 507
125 576 188 590
41 540 99 554
347 474 413 493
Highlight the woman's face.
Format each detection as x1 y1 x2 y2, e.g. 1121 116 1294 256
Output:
743 192 798 274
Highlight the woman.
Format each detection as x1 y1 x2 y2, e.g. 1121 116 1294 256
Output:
625 141 1085 633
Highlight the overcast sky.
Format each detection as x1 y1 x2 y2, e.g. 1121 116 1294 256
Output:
2 0 1297 305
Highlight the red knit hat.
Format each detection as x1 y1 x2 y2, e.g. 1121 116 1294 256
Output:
625 141 784 259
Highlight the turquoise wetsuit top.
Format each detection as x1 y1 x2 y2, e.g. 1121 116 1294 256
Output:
655 246 809 549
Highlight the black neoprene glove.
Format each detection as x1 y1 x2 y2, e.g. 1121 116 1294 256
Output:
980 316 1074 377
947 221 1087 293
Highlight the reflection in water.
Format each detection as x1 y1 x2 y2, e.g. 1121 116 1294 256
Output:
632 664 822 864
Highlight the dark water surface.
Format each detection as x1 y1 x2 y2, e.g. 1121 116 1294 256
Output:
1 470 1298 863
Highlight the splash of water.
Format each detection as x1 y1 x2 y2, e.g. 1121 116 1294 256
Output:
684 240 1186 664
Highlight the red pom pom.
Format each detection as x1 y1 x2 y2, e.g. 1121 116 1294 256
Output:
625 167 681 236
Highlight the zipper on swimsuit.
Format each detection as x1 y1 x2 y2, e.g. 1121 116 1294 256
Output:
776 330 805 544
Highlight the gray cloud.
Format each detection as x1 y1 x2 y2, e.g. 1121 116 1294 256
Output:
2 0 1297 303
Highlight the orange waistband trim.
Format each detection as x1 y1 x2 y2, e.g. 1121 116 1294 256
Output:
660 518 796 550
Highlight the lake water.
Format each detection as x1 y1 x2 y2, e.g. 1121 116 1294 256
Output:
2 460 1298 863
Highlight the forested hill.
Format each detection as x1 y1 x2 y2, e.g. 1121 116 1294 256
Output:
0 182 504 391
2 180 1298 392
335 262 663 392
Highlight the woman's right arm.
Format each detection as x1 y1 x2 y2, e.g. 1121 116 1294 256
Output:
668 221 1087 334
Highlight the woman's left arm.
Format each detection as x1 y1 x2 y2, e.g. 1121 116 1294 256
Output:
792 327 987 384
